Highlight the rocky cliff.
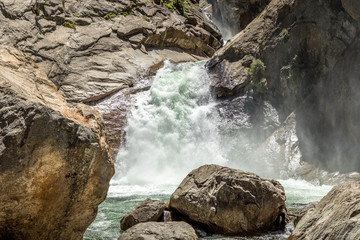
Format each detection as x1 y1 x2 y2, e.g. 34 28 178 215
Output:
206 0 360 176
0 46 114 239
0 0 222 155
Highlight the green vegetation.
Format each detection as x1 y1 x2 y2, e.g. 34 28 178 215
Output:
104 12 117 19
161 0 190 17
281 28 290 42
62 21 76 30
247 59 268 93
142 15 150 22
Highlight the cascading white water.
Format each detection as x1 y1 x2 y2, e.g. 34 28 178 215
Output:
85 60 333 240
113 60 227 186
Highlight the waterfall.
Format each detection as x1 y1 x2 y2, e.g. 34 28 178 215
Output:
113 60 227 186
85 60 333 240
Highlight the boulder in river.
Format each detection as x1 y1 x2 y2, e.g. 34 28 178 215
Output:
120 198 166 231
289 181 360 240
169 164 287 235
0 46 114 240
118 222 198 240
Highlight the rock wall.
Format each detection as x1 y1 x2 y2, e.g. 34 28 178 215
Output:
0 46 114 239
200 0 270 40
0 0 221 103
206 0 360 174
0 0 223 156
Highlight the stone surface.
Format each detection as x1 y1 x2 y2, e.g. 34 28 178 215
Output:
0 46 114 239
0 0 221 103
293 202 318 227
289 181 360 240
207 0 360 174
169 164 286 235
0 0 222 156
118 222 198 240
120 199 166 231
201 0 270 40
342 0 360 20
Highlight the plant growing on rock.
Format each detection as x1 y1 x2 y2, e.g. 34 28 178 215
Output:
247 59 268 93
62 21 76 30
104 12 117 19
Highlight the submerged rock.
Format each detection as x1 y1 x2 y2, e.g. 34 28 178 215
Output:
118 222 198 240
120 199 166 231
169 164 287 235
0 47 114 239
289 181 360 240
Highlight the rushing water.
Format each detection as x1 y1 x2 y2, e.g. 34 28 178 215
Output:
84 61 333 240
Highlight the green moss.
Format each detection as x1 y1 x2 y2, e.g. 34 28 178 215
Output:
62 21 76 30
142 15 150 22
104 12 117 19
247 59 268 93
281 28 290 42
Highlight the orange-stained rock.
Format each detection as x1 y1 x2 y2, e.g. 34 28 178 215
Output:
0 47 114 240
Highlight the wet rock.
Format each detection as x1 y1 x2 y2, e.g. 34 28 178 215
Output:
169 164 287 235
289 181 360 240
201 0 270 38
252 112 360 183
118 222 198 240
120 199 166 231
0 47 114 239
293 202 318 227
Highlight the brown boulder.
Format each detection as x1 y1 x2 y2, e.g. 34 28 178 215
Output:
118 222 198 240
120 199 166 231
289 181 360 240
0 46 114 239
169 164 286 235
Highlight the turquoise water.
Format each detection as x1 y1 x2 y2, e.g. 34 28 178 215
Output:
84 61 332 239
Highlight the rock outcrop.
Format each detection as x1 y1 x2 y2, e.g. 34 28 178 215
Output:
289 181 360 240
118 222 198 240
201 0 270 39
0 0 223 156
0 0 221 103
120 198 166 231
0 46 114 239
169 164 286 235
206 0 360 174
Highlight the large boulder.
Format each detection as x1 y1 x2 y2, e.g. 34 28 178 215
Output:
0 46 114 239
120 199 166 231
118 222 198 240
288 181 360 240
169 164 286 235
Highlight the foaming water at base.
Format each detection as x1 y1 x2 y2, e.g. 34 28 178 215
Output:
114 61 227 186
85 178 332 240
85 61 333 239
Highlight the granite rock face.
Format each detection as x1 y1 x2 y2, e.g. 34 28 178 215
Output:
0 46 114 240
0 0 221 103
201 0 270 39
0 0 223 155
169 164 286 235
206 0 360 174
289 181 360 240
118 222 198 240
